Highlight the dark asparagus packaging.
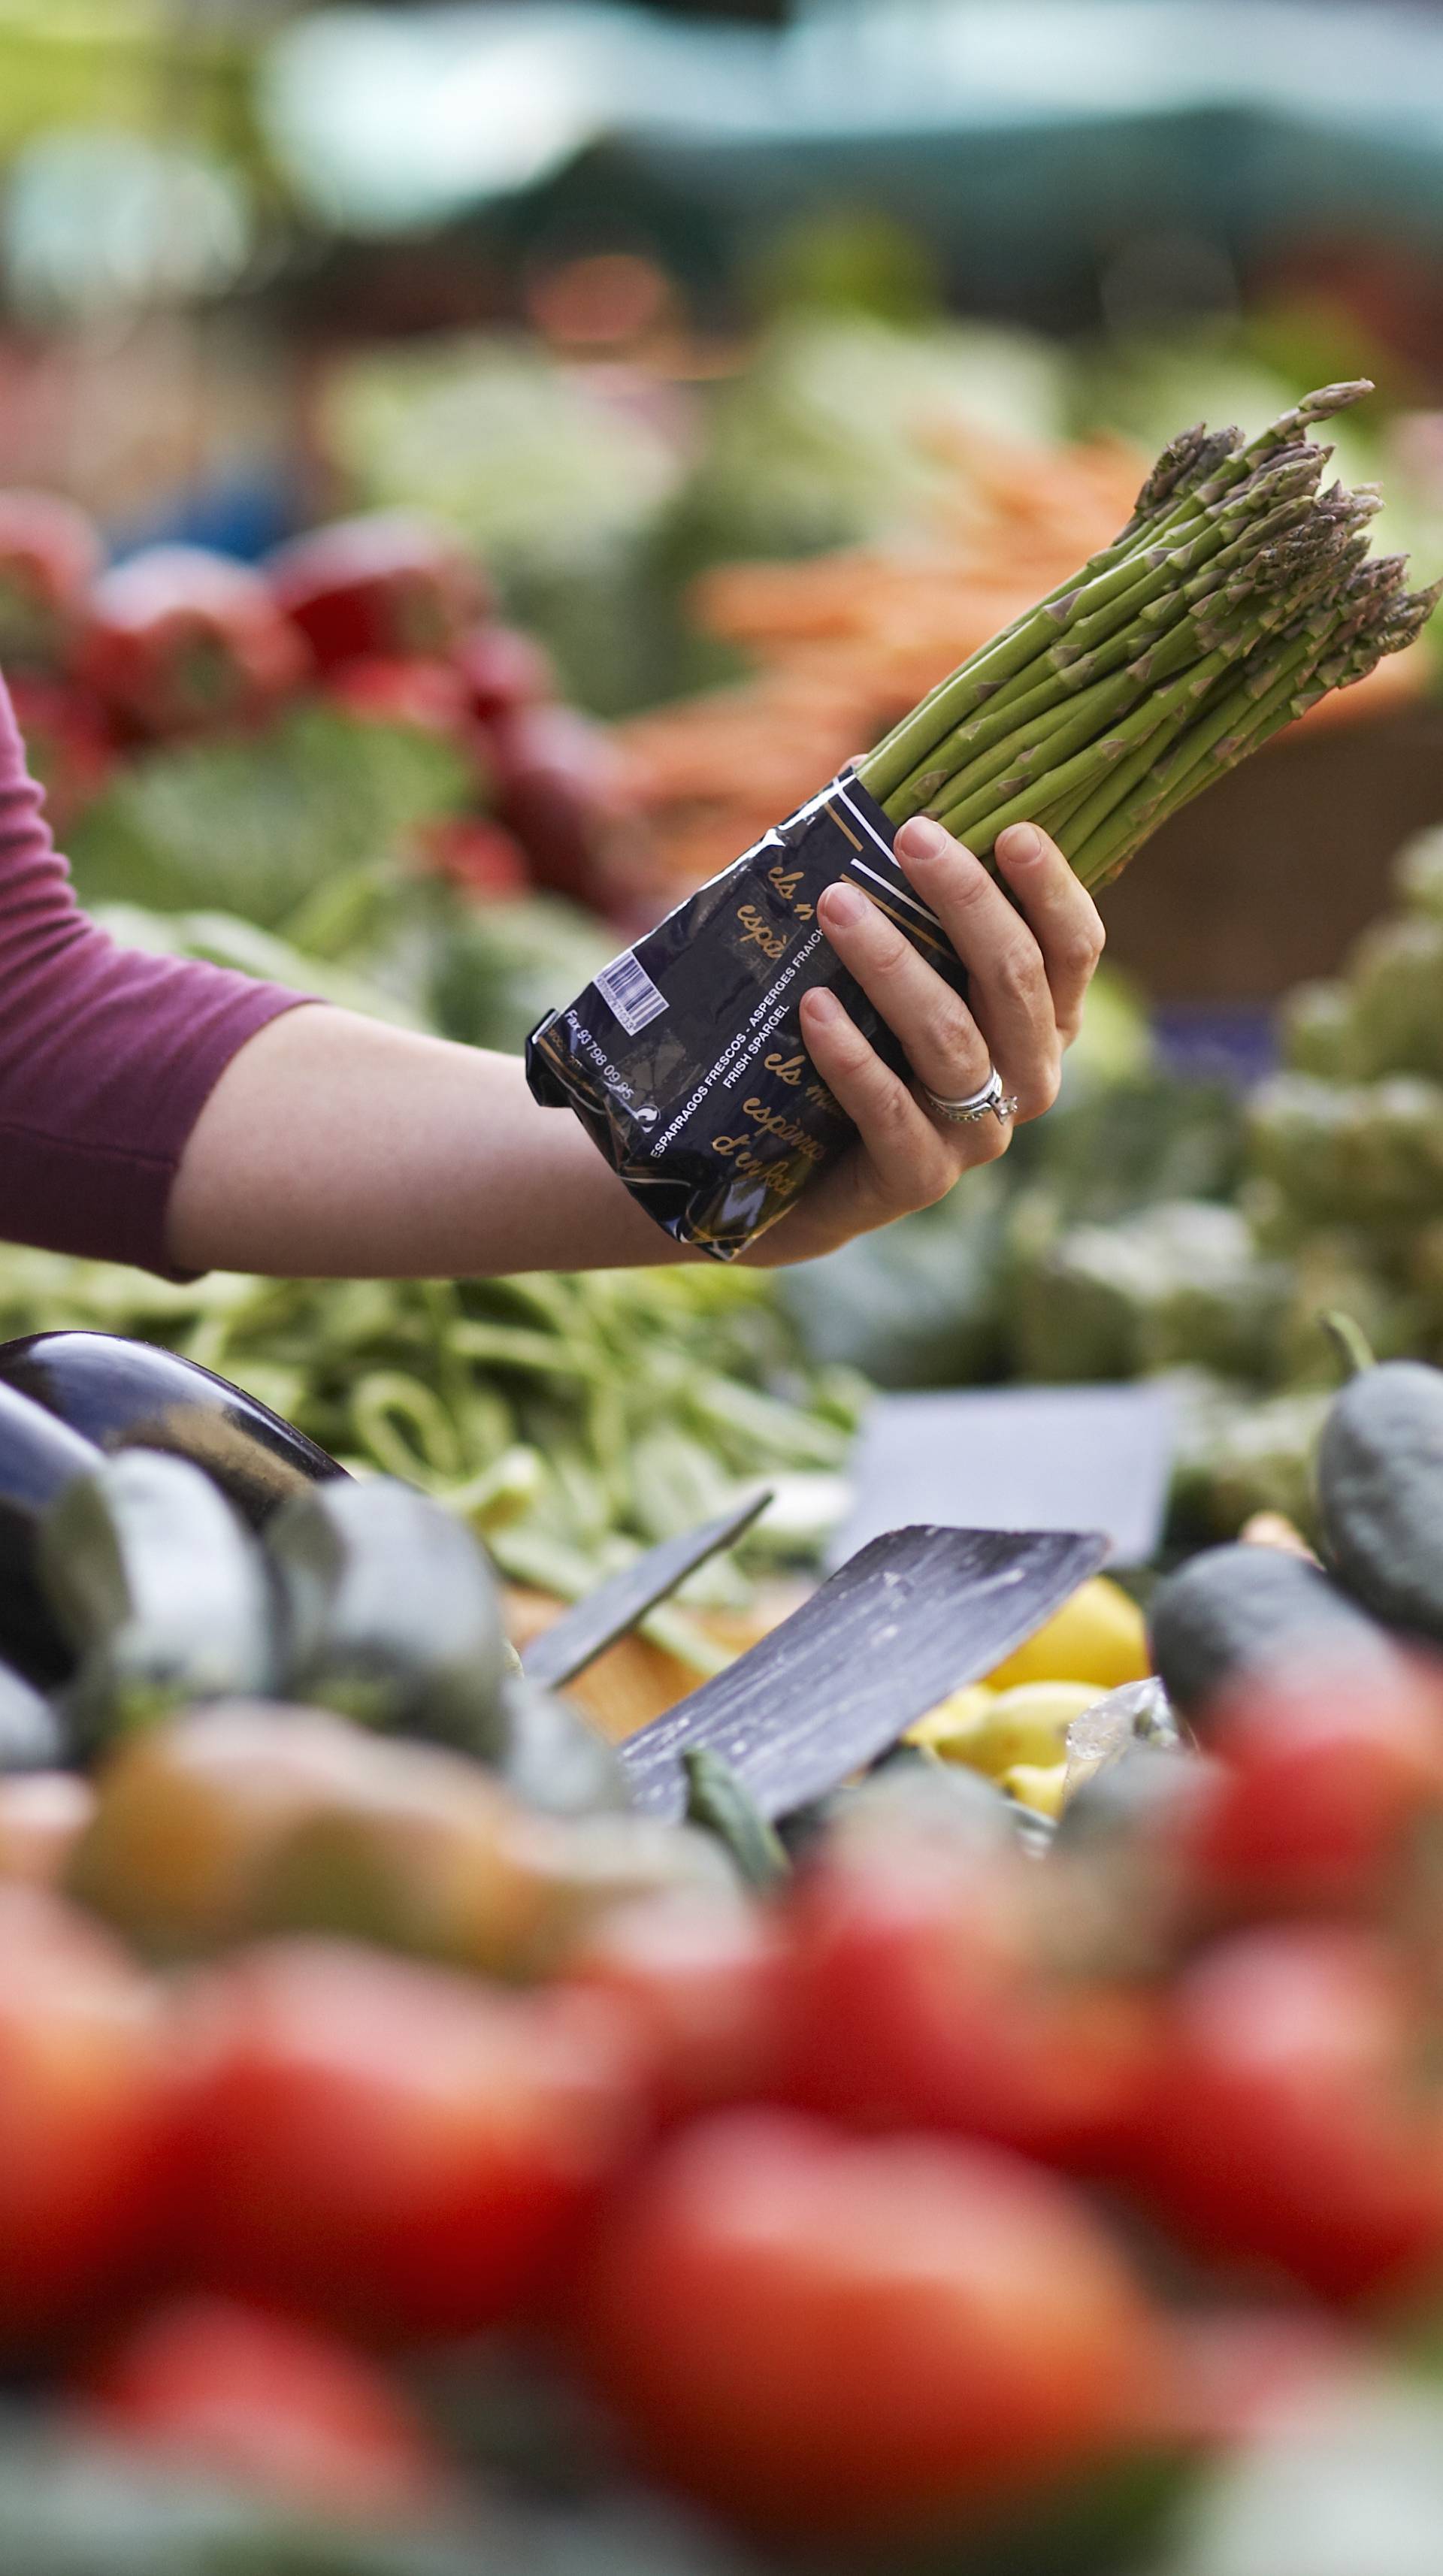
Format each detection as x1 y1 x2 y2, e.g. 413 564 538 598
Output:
526 772 968 1261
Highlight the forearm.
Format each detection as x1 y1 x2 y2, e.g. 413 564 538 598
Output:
165 1005 691 1278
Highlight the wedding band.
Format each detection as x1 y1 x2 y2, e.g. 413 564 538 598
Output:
922 1068 1018 1126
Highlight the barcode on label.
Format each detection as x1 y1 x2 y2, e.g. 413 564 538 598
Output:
595 949 668 1036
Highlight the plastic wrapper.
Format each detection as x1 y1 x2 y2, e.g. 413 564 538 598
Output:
528 773 970 1260
1063 1677 1178 1801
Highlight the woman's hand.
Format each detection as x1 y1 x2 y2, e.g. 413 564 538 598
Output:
750 817 1103 1268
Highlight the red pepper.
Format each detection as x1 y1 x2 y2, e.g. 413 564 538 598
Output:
74 548 310 742
416 814 530 901
6 674 116 835
455 621 555 724
322 654 472 739
490 702 634 906
0 490 103 671
267 514 489 671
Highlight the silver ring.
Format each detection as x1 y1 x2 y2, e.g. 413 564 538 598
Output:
922 1068 1018 1126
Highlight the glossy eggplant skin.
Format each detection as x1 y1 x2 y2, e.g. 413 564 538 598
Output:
0 1333 346 1531
0 1382 98 1686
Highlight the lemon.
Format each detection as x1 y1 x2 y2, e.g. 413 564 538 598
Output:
956 1681 1106 1777
984 1577 1149 1694
906 1684 995 1759
1002 1760 1069 1820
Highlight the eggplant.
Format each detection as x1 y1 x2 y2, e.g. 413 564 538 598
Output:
1148 1541 1393 1725
0 1657 65 1770
1318 1359 1443 1645
0 1331 346 1529
0 1383 99 1686
266 1477 510 1756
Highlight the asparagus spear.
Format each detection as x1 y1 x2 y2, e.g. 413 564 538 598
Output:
856 382 1435 890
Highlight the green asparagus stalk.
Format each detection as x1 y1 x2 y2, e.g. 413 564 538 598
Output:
857 382 1434 890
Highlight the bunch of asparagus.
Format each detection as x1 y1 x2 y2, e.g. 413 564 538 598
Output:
858 382 1439 892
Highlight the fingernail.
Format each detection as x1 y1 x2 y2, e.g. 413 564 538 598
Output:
999 824 1042 864
897 817 952 863
822 881 867 928
803 986 840 1025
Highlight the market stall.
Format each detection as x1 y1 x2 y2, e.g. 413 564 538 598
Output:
4 5 1443 2570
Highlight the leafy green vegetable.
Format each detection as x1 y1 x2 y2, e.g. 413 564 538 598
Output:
68 707 470 931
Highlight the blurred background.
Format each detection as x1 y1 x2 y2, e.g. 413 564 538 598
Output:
9 1 1443 1543
6 0 1443 1005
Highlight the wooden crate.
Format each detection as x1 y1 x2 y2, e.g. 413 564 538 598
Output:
1102 705 1443 1003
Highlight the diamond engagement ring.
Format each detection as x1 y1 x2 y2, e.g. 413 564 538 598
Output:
921 1068 1019 1126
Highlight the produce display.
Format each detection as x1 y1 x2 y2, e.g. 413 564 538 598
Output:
0 1253 859 1654
853 381 1435 883
532 383 1435 1262
0 491 635 918
619 392 1431 896
1 1331 1443 2574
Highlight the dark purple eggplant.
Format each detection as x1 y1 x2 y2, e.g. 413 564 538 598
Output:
0 1383 98 1686
0 1332 346 1531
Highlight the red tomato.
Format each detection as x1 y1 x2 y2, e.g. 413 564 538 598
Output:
456 624 555 724
577 2109 1163 2538
0 1885 175 2349
75 548 309 739
0 1771 95 1888
562 1891 785 2124
76 2295 452 2522
0 489 103 667
1132 1925 1443 2302
268 515 488 670
1178 1664 1443 1921
177 1941 646 2341
1160 2304 1369 2451
780 1843 1160 2172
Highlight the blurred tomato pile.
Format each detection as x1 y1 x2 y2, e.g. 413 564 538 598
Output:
10 1635 1443 2570
0 492 635 916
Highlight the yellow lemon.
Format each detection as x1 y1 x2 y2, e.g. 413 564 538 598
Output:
906 1684 995 1760
984 1577 1149 1694
960 1681 1106 1777
1002 1760 1069 1820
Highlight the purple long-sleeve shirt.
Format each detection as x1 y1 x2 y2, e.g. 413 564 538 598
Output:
0 673 310 1274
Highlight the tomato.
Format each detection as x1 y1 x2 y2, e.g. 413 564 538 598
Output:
177 1941 646 2341
76 2295 452 2522
68 1705 398 1959
0 1770 95 1888
779 1842 1161 2171
0 489 103 667
267 514 487 670
75 548 309 739
1131 1925 1443 2302
576 2109 1163 2538
561 1891 785 2124
1160 2304 1369 2450
0 1886 175 2349
1177 1664 1443 1921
